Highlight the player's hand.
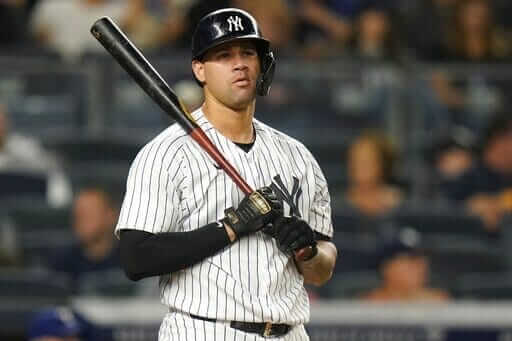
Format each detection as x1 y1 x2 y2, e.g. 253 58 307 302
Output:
221 186 283 240
268 216 317 260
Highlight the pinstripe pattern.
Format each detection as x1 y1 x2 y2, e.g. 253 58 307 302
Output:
116 108 333 334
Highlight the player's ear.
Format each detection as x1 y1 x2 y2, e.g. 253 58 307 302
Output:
192 60 206 84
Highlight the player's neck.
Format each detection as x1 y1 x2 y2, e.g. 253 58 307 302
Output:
202 99 255 144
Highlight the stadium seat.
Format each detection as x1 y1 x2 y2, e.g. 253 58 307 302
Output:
0 268 72 299
421 235 507 283
6 202 70 232
78 269 139 297
388 203 488 238
331 231 379 272
318 270 380 299
0 268 72 335
6 203 73 267
454 272 512 300
45 137 142 164
0 172 47 201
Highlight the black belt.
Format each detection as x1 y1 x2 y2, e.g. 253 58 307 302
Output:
189 314 291 338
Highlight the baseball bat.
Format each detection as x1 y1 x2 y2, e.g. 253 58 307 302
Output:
90 17 312 260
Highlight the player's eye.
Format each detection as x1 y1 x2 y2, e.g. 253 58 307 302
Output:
243 49 257 57
216 51 231 59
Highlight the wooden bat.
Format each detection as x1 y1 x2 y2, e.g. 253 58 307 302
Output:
90 16 312 260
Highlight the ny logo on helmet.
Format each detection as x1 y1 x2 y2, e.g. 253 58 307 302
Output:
227 16 244 32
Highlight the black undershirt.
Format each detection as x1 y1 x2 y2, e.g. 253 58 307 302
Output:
234 141 254 153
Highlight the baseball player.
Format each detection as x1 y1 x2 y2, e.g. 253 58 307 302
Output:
116 8 337 340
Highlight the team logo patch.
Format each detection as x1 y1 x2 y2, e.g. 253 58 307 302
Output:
271 175 302 217
227 15 244 32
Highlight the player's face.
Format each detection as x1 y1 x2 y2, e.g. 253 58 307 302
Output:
194 40 261 110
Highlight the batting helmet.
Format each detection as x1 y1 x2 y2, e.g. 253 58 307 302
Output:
191 8 276 96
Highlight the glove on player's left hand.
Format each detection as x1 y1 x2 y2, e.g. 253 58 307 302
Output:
266 216 317 259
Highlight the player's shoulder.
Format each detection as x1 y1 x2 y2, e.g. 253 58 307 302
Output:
133 121 189 162
255 119 315 160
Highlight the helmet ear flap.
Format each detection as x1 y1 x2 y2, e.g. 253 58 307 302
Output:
257 51 275 96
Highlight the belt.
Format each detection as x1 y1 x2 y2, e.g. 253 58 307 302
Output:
189 313 291 338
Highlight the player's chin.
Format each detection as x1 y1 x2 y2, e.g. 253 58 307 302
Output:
230 88 256 106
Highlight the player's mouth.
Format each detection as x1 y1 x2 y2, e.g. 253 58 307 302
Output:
233 76 251 86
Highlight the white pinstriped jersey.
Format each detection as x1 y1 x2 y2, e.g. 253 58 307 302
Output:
116 109 333 325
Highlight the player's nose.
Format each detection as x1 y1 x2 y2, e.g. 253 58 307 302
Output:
232 52 249 71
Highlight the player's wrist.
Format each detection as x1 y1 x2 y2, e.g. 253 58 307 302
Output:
220 220 237 242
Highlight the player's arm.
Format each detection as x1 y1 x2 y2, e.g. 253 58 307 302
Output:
120 187 282 281
120 223 230 281
268 217 337 286
295 240 337 286
265 148 337 286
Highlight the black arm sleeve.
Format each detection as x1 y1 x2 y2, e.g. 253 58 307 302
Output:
120 222 231 281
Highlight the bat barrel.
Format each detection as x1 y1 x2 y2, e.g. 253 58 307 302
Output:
91 16 197 133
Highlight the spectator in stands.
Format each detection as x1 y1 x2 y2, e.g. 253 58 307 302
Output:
296 0 356 57
350 5 403 62
420 0 510 134
426 127 476 199
395 0 457 61
343 130 403 217
0 103 72 207
167 1 230 50
27 307 103 341
29 0 156 62
164 1 297 53
48 185 121 294
443 0 511 62
120 0 199 51
0 0 31 47
234 0 297 53
362 228 450 302
0 215 20 267
443 113 512 232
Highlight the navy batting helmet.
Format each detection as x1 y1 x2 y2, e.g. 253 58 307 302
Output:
191 8 275 96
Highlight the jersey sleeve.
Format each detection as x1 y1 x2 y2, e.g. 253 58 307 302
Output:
309 155 334 239
115 141 184 237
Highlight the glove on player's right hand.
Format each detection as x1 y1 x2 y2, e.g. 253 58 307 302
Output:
268 216 318 259
221 186 283 240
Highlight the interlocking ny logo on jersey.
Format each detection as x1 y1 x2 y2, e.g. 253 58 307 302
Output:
271 175 303 217
227 15 244 32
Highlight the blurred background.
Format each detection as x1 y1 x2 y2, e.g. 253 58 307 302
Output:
2 0 512 340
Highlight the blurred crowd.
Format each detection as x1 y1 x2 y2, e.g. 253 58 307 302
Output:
2 0 512 338
1 0 511 63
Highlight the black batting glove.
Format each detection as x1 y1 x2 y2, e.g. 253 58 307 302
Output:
221 186 283 240
269 216 318 259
